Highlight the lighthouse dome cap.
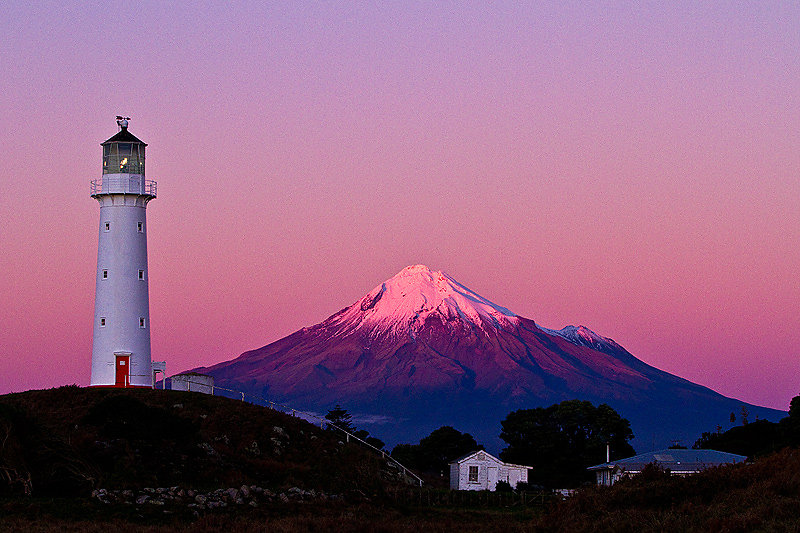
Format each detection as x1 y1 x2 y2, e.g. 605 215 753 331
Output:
101 126 147 146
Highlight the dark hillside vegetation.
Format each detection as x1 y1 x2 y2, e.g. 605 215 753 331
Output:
0 386 403 497
538 448 800 532
5 387 800 531
694 396 800 458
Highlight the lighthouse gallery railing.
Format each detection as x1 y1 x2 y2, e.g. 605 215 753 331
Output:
91 176 157 197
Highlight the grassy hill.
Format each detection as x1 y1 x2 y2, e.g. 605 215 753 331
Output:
0 386 400 497
4 386 800 532
540 447 800 532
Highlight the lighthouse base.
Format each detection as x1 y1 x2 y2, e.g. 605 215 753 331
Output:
88 384 153 389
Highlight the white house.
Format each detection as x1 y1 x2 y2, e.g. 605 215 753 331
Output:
588 448 747 486
449 450 530 491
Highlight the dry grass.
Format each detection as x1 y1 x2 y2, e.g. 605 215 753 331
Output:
0 386 392 497
537 448 800 532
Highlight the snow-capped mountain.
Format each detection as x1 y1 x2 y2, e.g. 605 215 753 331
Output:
193 265 783 451
328 264 518 340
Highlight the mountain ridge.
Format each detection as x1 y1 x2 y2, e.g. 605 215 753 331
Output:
193 265 784 452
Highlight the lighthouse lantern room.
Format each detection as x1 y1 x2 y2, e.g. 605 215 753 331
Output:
90 117 158 387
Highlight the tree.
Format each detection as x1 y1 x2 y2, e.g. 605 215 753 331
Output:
324 405 385 450
354 429 384 450
391 426 482 475
694 395 800 458
499 400 635 488
325 405 356 434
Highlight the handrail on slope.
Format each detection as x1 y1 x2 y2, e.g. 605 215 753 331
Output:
176 378 424 487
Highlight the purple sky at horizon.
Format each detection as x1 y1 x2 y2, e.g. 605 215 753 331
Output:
1 2 798 410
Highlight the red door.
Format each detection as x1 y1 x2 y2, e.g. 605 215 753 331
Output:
115 355 130 387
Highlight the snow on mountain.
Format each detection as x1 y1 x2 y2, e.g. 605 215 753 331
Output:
539 324 625 354
324 265 518 339
192 264 785 452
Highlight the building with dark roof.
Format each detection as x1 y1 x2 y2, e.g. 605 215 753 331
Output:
588 448 747 486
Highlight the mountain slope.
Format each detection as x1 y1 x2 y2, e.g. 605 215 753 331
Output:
194 265 784 451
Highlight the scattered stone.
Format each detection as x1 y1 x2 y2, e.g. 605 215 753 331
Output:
246 440 261 456
198 442 218 456
92 485 337 511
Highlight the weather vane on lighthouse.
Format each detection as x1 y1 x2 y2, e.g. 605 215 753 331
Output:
89 117 165 388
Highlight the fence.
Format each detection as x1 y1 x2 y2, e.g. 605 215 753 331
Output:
175 378 424 487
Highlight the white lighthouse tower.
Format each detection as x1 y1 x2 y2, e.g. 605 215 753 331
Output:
90 117 157 387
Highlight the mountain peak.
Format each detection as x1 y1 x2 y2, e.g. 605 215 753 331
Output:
327 265 517 337
541 324 623 354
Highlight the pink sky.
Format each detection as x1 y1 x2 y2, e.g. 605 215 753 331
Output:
1 2 798 410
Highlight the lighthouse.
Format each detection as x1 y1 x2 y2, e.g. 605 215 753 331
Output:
90 117 158 387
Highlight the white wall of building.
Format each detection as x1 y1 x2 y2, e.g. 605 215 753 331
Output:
450 451 529 491
171 374 215 394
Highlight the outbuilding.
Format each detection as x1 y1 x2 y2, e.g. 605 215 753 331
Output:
588 448 747 486
171 372 215 394
449 450 530 491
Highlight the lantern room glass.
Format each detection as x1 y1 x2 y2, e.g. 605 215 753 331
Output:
103 143 145 175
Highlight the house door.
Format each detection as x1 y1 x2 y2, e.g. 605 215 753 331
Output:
487 466 498 491
115 354 130 387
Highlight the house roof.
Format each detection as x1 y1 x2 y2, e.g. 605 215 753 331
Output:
449 449 531 469
588 449 747 473
450 450 501 465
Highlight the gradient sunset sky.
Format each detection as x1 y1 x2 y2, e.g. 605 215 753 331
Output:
1 2 798 410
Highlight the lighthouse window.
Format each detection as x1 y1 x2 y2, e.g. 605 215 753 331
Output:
102 270 108 279
137 221 143 233
139 317 146 328
100 317 106 327
104 222 110 232
138 270 144 280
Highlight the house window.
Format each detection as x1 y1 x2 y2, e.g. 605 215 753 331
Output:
100 317 106 327
138 269 144 280
469 466 479 483
102 270 108 279
139 317 146 328
104 221 110 232
137 221 143 233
